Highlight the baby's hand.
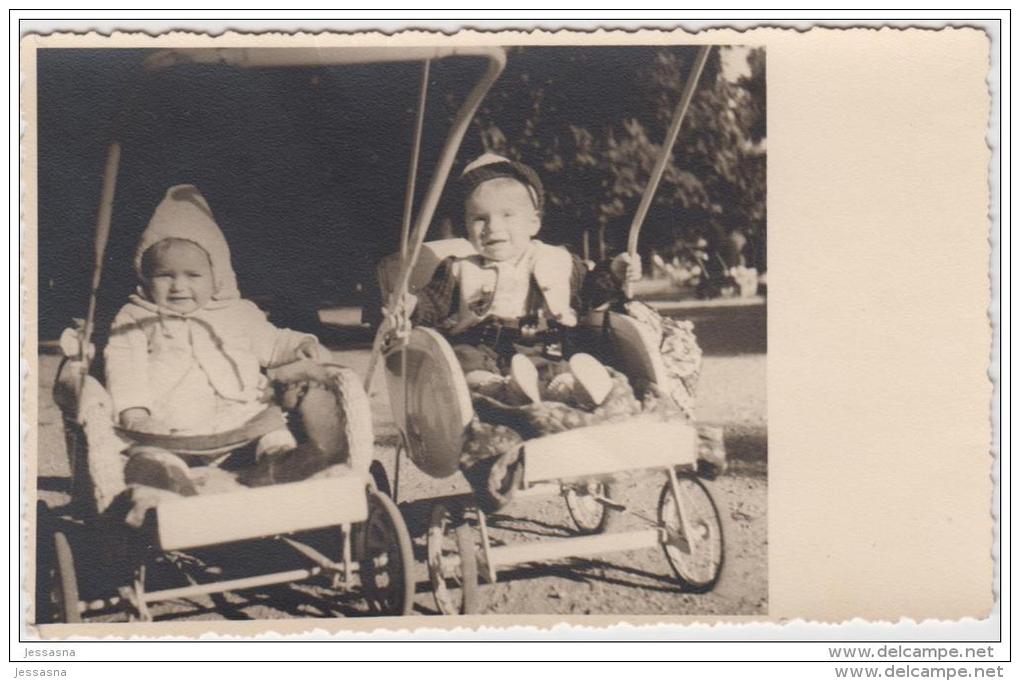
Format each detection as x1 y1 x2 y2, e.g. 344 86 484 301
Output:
611 252 643 284
120 408 166 433
383 292 418 340
296 337 325 361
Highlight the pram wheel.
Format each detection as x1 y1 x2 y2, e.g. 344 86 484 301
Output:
564 481 618 535
427 503 480 615
357 489 415 616
52 530 82 623
658 472 724 592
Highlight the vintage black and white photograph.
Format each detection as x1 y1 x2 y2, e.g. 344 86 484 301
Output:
30 38 767 625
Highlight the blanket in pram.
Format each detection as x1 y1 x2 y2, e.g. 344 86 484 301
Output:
459 367 725 512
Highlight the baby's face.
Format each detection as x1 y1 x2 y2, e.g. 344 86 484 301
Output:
143 240 214 314
464 178 540 262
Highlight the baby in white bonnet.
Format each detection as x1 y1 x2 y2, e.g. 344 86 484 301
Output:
105 185 327 494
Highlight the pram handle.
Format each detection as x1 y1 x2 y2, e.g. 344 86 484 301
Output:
623 45 712 297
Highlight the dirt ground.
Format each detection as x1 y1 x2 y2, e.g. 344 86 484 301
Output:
32 303 767 621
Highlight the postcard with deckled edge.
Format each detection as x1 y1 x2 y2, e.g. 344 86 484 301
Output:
19 25 994 639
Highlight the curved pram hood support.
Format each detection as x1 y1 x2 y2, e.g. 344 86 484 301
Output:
623 44 712 296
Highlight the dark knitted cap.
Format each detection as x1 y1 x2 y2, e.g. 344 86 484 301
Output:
458 153 544 213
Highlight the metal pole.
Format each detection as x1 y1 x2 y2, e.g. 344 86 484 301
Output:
624 45 712 295
399 60 431 264
440 529 662 575
142 568 320 603
666 467 698 555
364 51 506 391
392 434 403 504
78 141 122 402
391 54 505 315
365 54 430 396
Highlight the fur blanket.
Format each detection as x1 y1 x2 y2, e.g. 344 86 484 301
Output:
459 366 723 512
103 360 369 529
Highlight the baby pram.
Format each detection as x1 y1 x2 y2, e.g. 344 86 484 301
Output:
374 239 725 615
39 326 414 622
359 44 723 615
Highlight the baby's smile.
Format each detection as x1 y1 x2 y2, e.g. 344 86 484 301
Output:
142 239 215 313
464 179 541 263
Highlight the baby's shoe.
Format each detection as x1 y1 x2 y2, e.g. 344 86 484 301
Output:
508 354 542 404
123 447 197 497
569 353 613 408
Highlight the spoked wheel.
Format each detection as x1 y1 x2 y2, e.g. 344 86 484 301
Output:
357 489 415 616
426 503 479 615
564 481 618 535
658 472 724 593
52 531 82 623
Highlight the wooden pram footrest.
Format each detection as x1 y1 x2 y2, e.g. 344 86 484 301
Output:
521 420 698 485
156 474 368 551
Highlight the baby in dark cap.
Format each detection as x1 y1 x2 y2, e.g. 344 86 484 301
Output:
413 153 640 408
